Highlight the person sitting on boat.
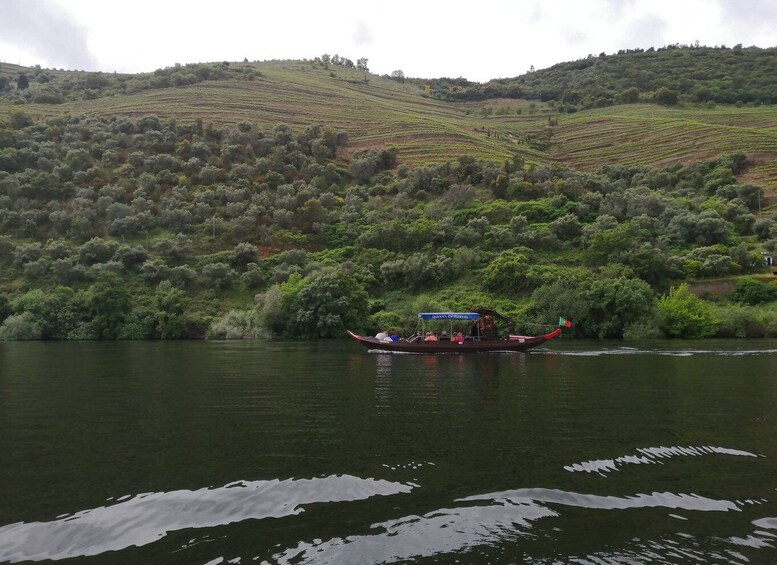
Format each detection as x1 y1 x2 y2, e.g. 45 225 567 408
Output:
454 332 465 343
375 330 389 341
439 330 450 341
424 332 438 342
387 330 400 342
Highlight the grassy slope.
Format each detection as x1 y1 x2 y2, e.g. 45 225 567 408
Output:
2 60 777 199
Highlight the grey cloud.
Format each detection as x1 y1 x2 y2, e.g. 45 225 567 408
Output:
0 0 97 70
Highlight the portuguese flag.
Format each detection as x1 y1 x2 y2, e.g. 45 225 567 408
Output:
559 317 572 328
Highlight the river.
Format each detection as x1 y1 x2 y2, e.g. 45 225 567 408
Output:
1 340 776 564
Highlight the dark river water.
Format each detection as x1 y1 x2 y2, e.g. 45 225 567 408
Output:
1 339 776 564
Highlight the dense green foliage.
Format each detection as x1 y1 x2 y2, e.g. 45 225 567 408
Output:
0 111 775 340
423 46 777 110
0 62 261 105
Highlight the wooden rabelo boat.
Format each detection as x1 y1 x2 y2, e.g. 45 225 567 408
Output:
347 309 566 353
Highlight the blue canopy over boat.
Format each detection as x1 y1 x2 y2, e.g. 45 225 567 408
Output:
417 312 480 321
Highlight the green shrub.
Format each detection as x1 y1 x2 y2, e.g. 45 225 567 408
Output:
208 309 263 339
657 284 719 338
710 303 777 338
482 250 529 292
118 308 154 340
729 278 777 305
0 312 42 340
369 310 404 336
622 318 663 339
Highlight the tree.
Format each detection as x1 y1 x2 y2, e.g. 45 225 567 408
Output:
350 152 378 183
729 278 777 305
78 237 118 265
0 312 41 340
390 70 405 83
585 276 656 338
620 87 640 103
550 213 581 242
87 272 130 339
492 174 508 199
289 268 369 337
16 73 29 90
152 234 192 264
8 111 33 129
356 58 369 72
483 250 529 292
653 87 678 105
201 262 236 289
228 242 258 269
0 295 10 324
154 281 189 338
11 287 82 339
530 274 656 338
657 283 719 338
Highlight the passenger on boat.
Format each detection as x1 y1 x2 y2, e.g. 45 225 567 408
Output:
424 332 438 342
454 332 465 343
375 330 389 341
387 330 400 342
439 330 450 341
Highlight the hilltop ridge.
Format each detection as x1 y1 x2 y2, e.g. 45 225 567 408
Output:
2 55 777 192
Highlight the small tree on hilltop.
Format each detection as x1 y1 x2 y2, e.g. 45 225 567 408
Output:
390 70 405 83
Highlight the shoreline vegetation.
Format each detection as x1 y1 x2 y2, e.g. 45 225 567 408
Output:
1 52 776 341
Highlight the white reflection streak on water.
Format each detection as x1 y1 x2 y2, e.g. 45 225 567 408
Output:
565 445 759 475
269 489 746 564
0 475 413 563
539 348 777 357
270 501 557 565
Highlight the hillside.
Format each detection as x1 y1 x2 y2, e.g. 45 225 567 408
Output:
1 57 777 342
427 45 777 107
2 59 777 196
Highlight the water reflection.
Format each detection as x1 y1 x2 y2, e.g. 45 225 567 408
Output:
565 445 760 475
0 475 414 562
270 487 756 564
271 499 557 564
373 354 396 413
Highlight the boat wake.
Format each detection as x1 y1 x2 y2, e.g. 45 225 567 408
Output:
565 444 761 475
537 347 777 357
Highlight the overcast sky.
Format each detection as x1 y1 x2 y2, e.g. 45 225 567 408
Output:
1 0 775 83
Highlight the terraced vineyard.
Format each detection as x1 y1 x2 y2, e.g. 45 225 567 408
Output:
0 61 523 166
2 60 777 196
547 105 777 192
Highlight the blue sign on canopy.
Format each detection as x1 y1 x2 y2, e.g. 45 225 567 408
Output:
417 312 480 321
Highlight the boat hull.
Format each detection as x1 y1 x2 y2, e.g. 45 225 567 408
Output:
346 329 562 353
